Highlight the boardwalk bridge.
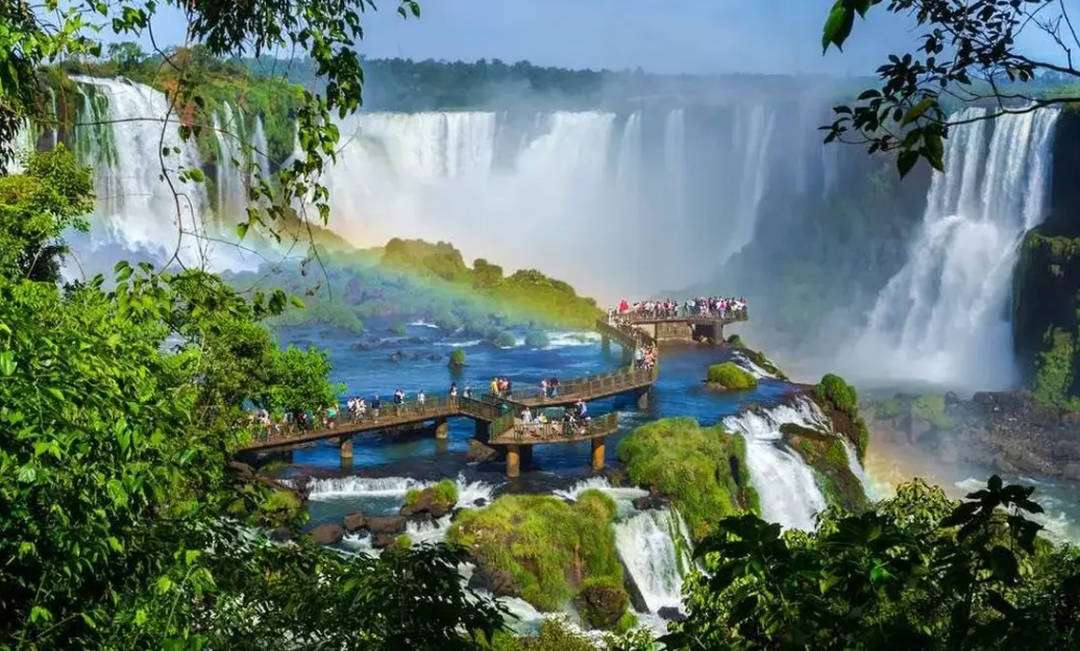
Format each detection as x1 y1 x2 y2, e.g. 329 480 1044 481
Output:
238 309 748 477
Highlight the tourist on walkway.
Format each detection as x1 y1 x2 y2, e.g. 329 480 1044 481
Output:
417 389 426 407
371 395 381 420
449 383 458 404
463 385 473 399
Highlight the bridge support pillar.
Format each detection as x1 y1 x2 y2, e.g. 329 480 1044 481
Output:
601 335 610 352
591 436 606 472
434 417 449 439
636 388 651 410
506 445 521 478
475 420 491 440
339 436 353 461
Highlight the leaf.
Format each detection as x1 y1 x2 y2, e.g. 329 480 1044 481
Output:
0 350 15 376
822 1 855 53
236 221 249 241
897 150 920 178
901 98 936 125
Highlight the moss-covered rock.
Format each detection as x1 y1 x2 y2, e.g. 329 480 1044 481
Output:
780 423 868 512
706 362 757 390
446 491 627 625
525 330 550 348
617 418 758 542
401 479 458 518
813 373 870 461
448 347 467 368
573 576 628 630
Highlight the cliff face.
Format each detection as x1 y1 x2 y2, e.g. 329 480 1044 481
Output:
1012 109 1080 406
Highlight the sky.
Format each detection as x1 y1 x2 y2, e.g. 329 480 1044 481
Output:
133 0 1069 77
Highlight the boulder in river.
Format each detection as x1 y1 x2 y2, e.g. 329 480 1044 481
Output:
631 492 670 511
466 439 497 462
364 515 407 535
343 512 366 532
371 533 400 549
468 566 518 597
573 577 630 630
400 479 458 520
658 606 687 622
309 523 344 545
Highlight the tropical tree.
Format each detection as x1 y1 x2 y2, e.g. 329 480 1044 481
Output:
821 0 1080 176
665 476 1080 649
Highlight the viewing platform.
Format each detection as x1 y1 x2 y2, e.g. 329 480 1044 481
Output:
236 306 748 477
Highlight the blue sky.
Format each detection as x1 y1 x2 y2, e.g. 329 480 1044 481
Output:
141 0 1067 75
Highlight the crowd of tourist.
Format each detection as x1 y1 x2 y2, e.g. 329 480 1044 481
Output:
516 398 591 439
634 343 658 371
610 296 748 320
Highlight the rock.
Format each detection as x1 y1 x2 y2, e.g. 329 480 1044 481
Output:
574 580 629 629
944 391 961 406
468 566 518 597
658 607 687 622
472 498 488 508
371 533 399 549
388 350 404 363
268 526 293 542
364 515 406 535
343 512 366 532
466 438 498 462
427 353 441 361
309 523 344 545
400 491 452 519
632 493 670 511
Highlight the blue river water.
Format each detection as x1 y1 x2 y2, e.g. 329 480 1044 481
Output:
274 320 792 521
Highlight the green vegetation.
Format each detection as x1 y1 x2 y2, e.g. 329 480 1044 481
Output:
618 418 758 542
449 348 467 368
525 330 551 348
447 491 628 627
1014 228 1080 409
0 147 505 647
780 424 867 512
230 239 602 338
814 373 870 461
911 394 955 430
705 362 757 390
667 476 1080 649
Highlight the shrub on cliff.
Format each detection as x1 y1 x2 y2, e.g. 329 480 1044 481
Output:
446 492 626 622
814 373 870 461
780 424 868 512
706 362 757 390
403 479 458 511
618 418 758 541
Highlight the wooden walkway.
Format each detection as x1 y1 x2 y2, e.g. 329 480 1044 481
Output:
237 309 749 476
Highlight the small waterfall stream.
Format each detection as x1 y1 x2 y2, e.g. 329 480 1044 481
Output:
613 507 690 613
722 397 829 530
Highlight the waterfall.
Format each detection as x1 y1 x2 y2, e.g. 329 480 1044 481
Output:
726 104 777 261
614 507 690 613
213 102 248 220
65 77 259 273
855 108 1060 388
722 397 828 530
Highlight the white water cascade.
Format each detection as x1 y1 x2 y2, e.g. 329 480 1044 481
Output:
855 108 1060 388
726 104 777 261
66 77 261 273
722 397 829 530
614 507 691 613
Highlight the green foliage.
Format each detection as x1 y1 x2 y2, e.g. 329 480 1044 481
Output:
821 0 1078 177
447 493 625 617
516 617 598 651
0 146 92 282
574 576 629 630
618 418 757 542
450 347 467 367
816 373 858 414
1032 328 1080 410
491 330 517 348
406 479 460 509
668 476 1080 650
706 362 757 390
781 424 867 512
911 394 955 430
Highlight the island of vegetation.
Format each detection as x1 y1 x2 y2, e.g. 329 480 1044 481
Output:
705 361 758 390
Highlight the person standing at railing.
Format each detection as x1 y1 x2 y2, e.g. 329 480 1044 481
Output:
371 395 381 421
539 378 548 401
449 383 458 405
417 389 426 408
394 388 405 415
463 385 473 399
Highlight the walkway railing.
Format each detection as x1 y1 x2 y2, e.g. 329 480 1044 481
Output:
490 412 619 445
615 308 749 325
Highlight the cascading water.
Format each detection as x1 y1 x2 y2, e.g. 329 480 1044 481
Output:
722 397 828 530
65 77 260 273
726 104 777 261
614 507 691 613
855 108 1059 388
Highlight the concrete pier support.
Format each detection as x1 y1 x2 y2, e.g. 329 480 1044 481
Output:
506 445 521 478
601 335 611 353
520 445 533 468
591 436 606 471
475 420 491 440
435 417 449 439
636 388 651 410
339 436 353 461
